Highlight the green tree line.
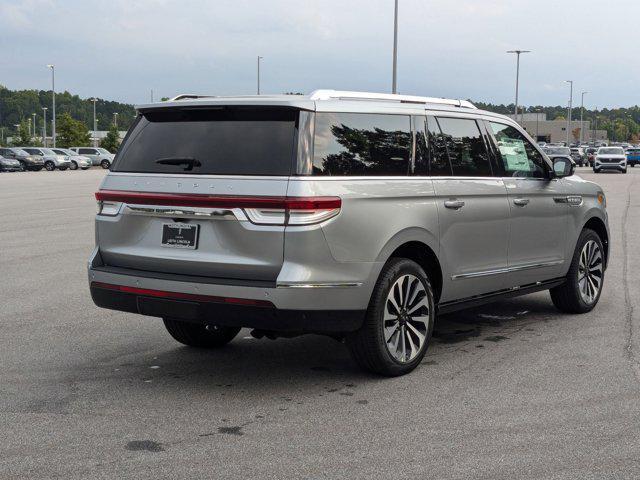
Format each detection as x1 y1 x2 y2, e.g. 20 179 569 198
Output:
474 101 640 142
0 85 135 136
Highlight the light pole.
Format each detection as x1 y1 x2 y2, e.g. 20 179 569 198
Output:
580 91 588 145
536 109 541 142
28 117 32 137
90 98 98 147
150 89 154 103
113 112 118 128
47 64 56 146
257 56 263 95
32 113 36 141
507 50 530 124
565 80 573 145
42 107 47 146
392 0 399 94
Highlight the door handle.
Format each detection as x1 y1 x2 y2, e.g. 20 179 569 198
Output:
444 200 465 210
513 198 530 206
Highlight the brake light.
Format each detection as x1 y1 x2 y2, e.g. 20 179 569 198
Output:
94 190 341 225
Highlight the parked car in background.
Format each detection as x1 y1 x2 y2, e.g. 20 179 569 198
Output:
89 89 610 376
21 147 71 171
570 147 586 166
625 148 640 167
69 147 115 169
0 147 44 171
0 155 23 172
543 146 574 165
585 147 598 167
51 148 91 170
594 147 627 173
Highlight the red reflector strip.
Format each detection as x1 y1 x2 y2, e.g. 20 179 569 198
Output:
95 190 341 210
91 281 274 307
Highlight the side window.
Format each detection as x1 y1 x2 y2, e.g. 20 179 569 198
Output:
426 116 452 176
489 122 547 178
312 113 412 176
24 149 39 155
412 115 428 175
436 117 492 177
79 148 96 155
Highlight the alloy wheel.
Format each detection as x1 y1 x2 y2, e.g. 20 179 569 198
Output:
578 240 603 304
383 274 430 363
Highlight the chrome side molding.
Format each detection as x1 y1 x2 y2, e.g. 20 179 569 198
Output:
123 204 247 221
451 260 564 280
276 282 363 289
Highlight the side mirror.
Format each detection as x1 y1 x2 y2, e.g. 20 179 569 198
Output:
553 157 575 178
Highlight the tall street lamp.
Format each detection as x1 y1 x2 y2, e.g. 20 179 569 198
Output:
113 112 119 128
392 0 399 94
565 80 573 145
47 64 56 147
90 98 98 147
42 107 47 146
32 113 36 140
257 56 263 95
580 91 588 144
507 50 530 124
536 108 542 141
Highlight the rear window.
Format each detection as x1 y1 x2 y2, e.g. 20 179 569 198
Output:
112 107 299 175
312 113 411 176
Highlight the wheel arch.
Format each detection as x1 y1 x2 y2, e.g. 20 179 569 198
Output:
374 229 443 303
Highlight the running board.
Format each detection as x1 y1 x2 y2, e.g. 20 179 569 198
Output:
437 278 565 315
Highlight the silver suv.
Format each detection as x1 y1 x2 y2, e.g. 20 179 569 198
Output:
88 90 609 376
69 147 115 168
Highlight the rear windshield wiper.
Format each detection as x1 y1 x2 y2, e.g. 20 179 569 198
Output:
155 157 202 171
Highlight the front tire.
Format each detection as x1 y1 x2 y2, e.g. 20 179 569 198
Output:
70 161 78 170
346 258 435 376
163 318 240 348
44 161 55 171
100 159 111 169
550 228 604 313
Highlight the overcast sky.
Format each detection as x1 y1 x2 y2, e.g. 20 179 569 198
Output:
1 0 637 108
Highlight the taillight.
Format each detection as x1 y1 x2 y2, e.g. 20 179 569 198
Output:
94 191 341 225
244 197 341 226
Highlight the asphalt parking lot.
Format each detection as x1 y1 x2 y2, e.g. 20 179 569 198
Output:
1 167 639 479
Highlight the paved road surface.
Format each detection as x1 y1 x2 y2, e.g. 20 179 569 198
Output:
1 168 639 479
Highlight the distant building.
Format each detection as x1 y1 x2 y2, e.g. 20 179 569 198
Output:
507 114 607 144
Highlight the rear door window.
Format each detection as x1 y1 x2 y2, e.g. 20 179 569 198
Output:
427 116 452 176
112 107 299 175
436 117 492 177
312 113 411 176
78 148 97 155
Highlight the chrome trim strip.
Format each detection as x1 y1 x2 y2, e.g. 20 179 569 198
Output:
123 204 247 221
276 282 363 289
451 260 564 280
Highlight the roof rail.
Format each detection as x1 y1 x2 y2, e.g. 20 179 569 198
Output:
308 89 477 109
168 94 213 101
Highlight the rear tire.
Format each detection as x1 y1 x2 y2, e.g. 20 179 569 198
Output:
44 161 55 171
163 318 240 348
346 258 435 376
100 159 111 169
550 228 604 314
70 161 78 170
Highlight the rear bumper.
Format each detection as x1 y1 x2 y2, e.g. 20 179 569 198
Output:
90 281 364 333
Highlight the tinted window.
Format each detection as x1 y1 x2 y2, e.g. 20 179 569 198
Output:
490 122 547 178
78 148 96 155
23 149 40 155
413 116 428 175
113 108 298 175
426 116 452 176
436 117 492 177
312 113 411 176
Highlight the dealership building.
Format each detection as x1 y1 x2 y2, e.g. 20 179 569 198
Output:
507 113 608 144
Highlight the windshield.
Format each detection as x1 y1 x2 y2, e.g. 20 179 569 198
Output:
41 148 57 155
598 147 624 155
11 148 29 155
112 107 298 175
546 147 570 155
